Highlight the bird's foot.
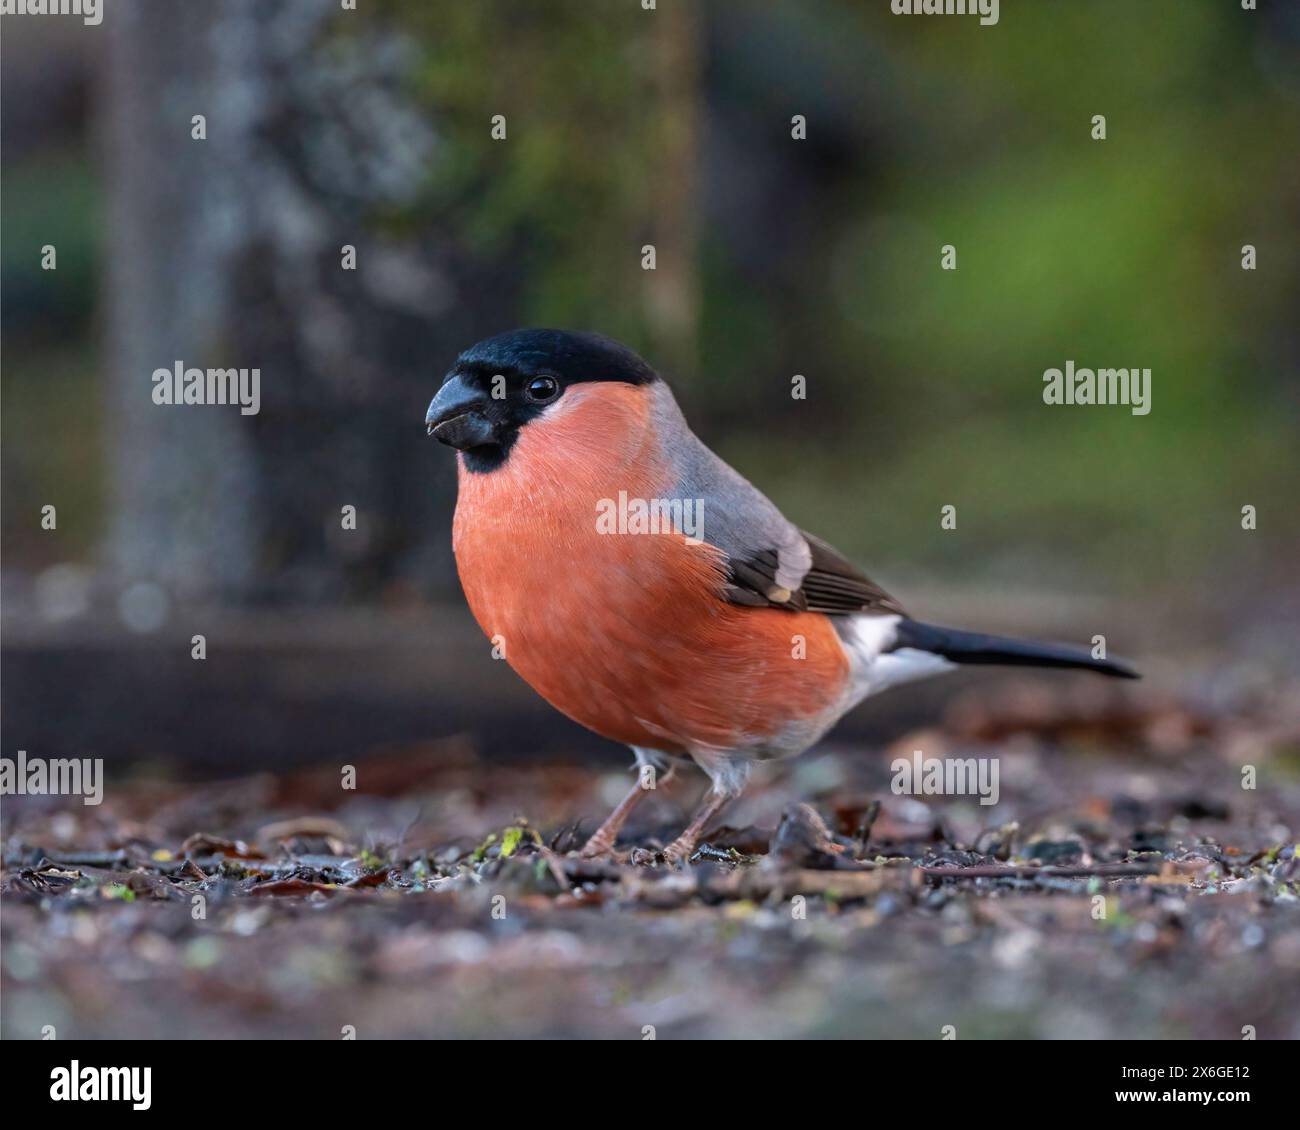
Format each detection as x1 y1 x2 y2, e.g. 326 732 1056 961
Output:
628 837 696 868
576 834 629 864
660 835 698 867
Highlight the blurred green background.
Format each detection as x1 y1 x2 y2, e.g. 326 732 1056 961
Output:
2 0 1297 766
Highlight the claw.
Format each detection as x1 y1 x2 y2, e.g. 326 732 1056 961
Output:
576 838 628 864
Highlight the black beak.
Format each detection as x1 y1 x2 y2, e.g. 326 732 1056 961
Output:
426 374 498 450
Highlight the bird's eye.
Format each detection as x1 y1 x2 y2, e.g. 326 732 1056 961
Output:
525 375 560 403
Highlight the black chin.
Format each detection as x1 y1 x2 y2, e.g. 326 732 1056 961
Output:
459 441 511 474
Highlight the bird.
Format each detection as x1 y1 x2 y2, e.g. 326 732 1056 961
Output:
426 328 1138 865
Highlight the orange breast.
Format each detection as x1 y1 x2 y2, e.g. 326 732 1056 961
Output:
451 383 850 755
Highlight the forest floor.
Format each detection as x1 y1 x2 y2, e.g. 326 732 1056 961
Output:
3 673 1299 1040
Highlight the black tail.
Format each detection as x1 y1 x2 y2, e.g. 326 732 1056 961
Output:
892 619 1139 679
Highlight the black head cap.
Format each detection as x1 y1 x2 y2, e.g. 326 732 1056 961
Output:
427 329 659 472
453 328 658 387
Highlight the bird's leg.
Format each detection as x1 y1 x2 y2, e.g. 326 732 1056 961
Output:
578 776 649 861
578 750 674 860
655 750 750 866
660 791 732 866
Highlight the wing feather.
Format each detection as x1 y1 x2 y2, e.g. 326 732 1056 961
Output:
722 530 905 616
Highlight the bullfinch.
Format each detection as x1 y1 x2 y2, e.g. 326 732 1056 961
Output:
427 329 1138 864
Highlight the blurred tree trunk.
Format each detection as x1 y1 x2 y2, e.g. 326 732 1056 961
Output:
100 0 702 609
102 0 258 604
102 0 460 607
